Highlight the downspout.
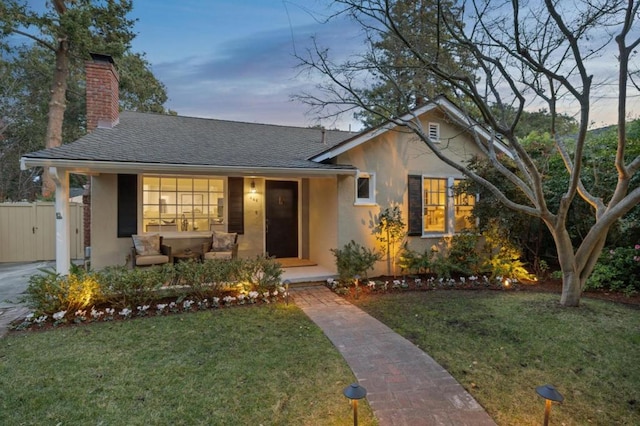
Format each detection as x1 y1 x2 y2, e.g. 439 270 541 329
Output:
50 167 70 275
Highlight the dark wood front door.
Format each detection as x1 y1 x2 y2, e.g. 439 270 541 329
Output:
265 180 298 258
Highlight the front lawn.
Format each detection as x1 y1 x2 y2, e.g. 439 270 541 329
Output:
351 290 640 425
0 304 377 425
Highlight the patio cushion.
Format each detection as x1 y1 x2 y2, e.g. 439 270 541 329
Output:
132 234 161 256
135 254 170 266
211 231 237 251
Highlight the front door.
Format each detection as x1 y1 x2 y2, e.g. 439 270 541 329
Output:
265 180 298 258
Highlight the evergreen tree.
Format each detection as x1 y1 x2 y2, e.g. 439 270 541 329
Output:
354 0 475 128
1 0 134 196
0 1 169 200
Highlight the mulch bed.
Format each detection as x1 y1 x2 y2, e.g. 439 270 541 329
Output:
9 293 290 334
10 278 639 335
338 276 640 308
521 278 640 307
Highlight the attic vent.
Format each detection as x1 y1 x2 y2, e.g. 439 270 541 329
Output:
428 123 440 142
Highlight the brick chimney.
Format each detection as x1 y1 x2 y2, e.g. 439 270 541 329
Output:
85 53 119 132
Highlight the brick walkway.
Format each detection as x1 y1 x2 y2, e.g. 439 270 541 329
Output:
292 285 496 426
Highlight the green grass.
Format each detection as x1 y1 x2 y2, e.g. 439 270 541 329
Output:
0 304 377 425
351 290 640 425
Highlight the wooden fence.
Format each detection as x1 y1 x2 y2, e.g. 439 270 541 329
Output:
0 202 84 262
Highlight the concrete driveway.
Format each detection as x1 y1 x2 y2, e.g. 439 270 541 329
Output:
0 261 56 308
0 261 56 337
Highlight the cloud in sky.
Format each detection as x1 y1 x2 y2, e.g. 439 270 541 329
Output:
133 1 364 130
129 0 637 130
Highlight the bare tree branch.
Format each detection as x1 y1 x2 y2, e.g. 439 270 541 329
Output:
296 0 640 306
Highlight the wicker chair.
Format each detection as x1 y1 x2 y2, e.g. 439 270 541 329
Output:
131 234 173 267
202 231 238 260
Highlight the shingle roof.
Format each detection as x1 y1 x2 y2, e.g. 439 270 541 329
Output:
23 111 356 171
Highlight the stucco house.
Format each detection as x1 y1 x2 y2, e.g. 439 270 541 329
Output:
20 54 507 277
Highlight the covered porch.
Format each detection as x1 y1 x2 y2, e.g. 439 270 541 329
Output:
278 258 337 284
24 163 349 276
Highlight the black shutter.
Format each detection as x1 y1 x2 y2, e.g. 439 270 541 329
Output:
407 175 422 236
117 174 138 237
227 177 244 234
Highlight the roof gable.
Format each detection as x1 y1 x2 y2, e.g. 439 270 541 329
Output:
310 97 511 162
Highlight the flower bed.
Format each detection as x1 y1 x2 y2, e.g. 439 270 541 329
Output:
326 274 522 298
12 256 288 331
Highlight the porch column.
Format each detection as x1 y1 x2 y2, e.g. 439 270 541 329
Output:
50 167 70 275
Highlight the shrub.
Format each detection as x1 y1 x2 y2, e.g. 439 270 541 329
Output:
429 248 457 279
448 232 481 276
202 258 243 285
428 234 479 279
399 223 534 282
398 246 432 275
479 221 535 281
19 257 286 324
174 260 220 300
331 240 381 282
21 269 65 314
22 268 104 315
235 255 283 291
586 245 640 295
99 265 173 309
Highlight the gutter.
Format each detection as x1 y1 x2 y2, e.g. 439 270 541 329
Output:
20 157 357 177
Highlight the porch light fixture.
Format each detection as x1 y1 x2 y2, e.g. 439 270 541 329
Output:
536 384 564 426
250 180 256 193
343 383 367 426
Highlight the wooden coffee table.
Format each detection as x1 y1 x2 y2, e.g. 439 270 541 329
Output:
173 251 201 263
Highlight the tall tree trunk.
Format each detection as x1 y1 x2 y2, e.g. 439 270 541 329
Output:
551 226 582 307
560 269 582 307
41 40 69 198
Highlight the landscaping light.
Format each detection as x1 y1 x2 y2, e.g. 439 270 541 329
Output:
353 275 361 299
502 278 511 289
536 384 564 426
343 383 367 426
283 279 290 305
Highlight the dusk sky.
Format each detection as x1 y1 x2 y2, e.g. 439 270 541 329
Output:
130 0 364 130
5 1 636 130
121 0 632 130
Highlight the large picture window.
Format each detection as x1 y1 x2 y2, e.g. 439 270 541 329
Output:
420 177 475 235
142 176 225 232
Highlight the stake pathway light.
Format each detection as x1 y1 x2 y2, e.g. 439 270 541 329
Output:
343 383 367 426
536 384 564 426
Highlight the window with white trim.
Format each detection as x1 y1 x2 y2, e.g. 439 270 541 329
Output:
142 176 225 232
423 178 447 232
428 122 440 142
410 176 475 235
453 180 476 232
355 172 376 204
